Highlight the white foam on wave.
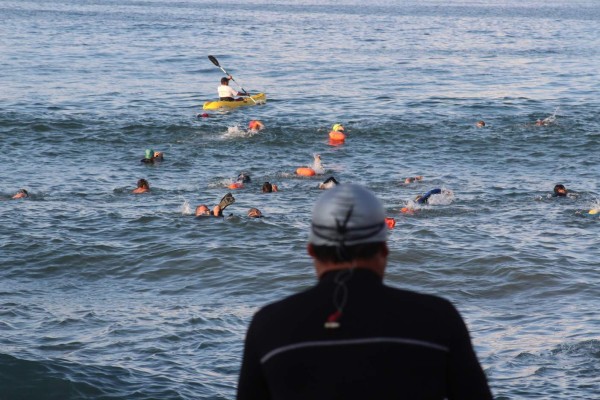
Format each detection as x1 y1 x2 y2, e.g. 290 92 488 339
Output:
222 125 260 139
181 199 192 215
311 153 325 175
427 188 455 205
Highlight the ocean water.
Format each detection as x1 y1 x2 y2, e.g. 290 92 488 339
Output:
1 0 599 399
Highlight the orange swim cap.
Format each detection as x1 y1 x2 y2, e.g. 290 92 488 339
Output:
248 120 264 130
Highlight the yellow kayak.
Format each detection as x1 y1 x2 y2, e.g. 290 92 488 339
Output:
203 93 266 110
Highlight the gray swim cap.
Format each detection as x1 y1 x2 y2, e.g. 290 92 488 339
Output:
309 183 387 247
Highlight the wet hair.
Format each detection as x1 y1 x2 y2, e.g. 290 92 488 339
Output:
554 184 567 196
221 77 230 84
248 207 262 218
262 182 273 193
19 189 29 196
237 173 251 183
311 242 386 263
137 179 150 189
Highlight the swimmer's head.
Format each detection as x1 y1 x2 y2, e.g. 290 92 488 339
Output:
248 208 262 218
12 189 29 199
332 123 344 132
319 176 338 190
153 151 163 159
262 182 273 193
309 183 386 247
554 184 567 197
385 217 396 229
237 173 251 183
195 205 210 216
137 179 150 189
476 120 485 128
405 177 415 184
248 120 264 130
145 149 154 160
589 209 599 215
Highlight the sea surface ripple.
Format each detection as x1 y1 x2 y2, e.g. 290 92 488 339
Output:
1 0 599 399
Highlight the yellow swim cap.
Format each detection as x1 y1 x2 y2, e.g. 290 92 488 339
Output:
589 209 599 215
332 124 344 132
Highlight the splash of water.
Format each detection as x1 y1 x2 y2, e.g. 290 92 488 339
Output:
222 125 261 139
181 200 192 215
312 154 325 175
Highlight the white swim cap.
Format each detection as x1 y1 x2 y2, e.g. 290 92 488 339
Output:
309 183 387 246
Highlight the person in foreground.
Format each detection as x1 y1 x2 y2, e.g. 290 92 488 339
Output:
237 183 493 400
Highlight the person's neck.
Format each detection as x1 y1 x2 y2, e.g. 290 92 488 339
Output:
314 259 385 279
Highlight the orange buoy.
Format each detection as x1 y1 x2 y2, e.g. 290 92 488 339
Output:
296 167 316 176
228 182 244 189
329 130 346 142
385 217 396 229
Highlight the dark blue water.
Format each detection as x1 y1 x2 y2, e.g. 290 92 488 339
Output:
1 1 599 399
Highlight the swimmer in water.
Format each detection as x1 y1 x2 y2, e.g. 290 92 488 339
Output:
415 188 442 204
318 176 339 190
12 189 29 199
141 149 155 164
535 107 559 126
237 173 251 184
132 179 150 194
153 151 164 161
404 176 424 184
247 208 262 218
476 120 485 128
196 193 236 217
248 120 265 131
228 172 251 189
552 184 568 197
195 205 211 216
262 182 278 193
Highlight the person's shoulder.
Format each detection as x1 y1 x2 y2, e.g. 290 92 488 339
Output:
250 286 315 323
384 284 458 314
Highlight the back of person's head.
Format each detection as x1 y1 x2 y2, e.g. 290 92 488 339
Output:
248 208 262 218
144 148 154 160
221 77 229 84
237 173 251 183
195 205 210 216
137 179 149 189
262 182 273 192
309 183 387 263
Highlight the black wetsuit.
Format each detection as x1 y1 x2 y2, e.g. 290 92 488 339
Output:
237 268 492 400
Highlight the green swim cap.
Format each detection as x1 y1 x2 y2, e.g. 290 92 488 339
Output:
145 149 154 159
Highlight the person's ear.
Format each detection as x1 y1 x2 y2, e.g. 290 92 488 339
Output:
381 243 389 258
307 243 316 258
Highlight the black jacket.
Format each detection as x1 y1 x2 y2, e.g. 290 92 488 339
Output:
237 268 492 400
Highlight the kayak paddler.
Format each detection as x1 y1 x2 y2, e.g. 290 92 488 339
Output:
218 76 249 101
